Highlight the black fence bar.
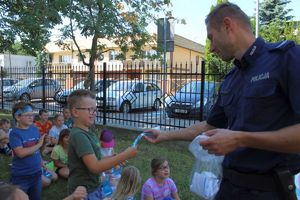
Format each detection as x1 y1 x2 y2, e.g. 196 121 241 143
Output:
42 65 46 109
199 60 205 121
103 62 107 125
1 67 4 110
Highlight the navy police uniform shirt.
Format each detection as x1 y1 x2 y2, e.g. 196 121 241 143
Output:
207 37 300 174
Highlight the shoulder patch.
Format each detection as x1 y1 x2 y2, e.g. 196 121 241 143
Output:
267 40 295 52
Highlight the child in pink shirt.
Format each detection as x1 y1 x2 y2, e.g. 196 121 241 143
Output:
141 157 180 200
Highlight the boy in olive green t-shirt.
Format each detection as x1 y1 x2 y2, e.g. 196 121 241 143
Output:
67 89 137 198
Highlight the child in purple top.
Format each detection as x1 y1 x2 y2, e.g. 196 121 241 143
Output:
141 157 180 200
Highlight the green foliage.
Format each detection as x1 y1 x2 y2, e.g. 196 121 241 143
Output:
260 20 300 44
35 51 49 76
8 42 29 55
56 0 171 90
0 1 63 56
259 0 299 44
259 0 293 26
1 0 172 90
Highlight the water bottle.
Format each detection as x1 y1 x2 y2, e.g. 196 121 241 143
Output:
110 167 122 191
101 173 113 198
42 168 52 178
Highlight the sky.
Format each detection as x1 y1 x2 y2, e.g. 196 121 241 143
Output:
152 0 300 45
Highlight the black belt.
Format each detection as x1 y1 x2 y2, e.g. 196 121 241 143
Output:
222 168 278 192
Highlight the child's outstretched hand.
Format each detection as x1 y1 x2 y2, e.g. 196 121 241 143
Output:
124 146 137 159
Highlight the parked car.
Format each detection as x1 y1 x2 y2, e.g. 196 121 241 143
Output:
3 78 60 101
54 79 116 104
165 81 220 120
0 78 18 93
96 80 162 113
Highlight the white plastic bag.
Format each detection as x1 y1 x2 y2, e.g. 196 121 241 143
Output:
189 135 224 200
295 173 300 200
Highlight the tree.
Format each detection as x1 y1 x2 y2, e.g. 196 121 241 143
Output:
259 0 293 27
204 0 232 82
0 1 63 55
259 19 299 43
259 0 299 44
1 0 171 90
56 0 171 90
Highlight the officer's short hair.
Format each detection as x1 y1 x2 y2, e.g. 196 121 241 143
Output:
205 2 252 31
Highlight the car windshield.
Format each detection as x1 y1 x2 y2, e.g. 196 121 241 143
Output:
179 82 216 94
73 80 103 90
109 81 133 91
14 79 34 87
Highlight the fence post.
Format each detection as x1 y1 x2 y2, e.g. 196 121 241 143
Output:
1 67 3 109
103 62 107 125
200 60 206 121
42 65 46 109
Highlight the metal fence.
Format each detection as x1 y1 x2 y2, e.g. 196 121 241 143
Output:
0 61 226 130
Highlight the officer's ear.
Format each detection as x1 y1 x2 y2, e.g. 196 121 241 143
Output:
223 17 235 33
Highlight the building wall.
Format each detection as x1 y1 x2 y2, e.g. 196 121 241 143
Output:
171 45 203 73
0 54 37 79
0 54 36 68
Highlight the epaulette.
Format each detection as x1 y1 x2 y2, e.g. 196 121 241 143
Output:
267 40 295 52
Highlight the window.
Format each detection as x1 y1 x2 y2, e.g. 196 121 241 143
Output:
145 83 159 91
109 51 119 61
143 50 157 57
134 83 144 92
59 55 72 63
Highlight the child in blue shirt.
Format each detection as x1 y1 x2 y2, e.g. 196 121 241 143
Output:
9 102 45 200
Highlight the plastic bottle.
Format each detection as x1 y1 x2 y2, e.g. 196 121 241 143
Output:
42 168 52 178
110 166 122 191
101 173 113 198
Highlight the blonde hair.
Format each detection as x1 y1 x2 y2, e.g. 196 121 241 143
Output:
112 166 141 200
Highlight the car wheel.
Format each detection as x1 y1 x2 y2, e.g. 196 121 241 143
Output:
152 99 161 110
20 93 31 102
121 101 131 113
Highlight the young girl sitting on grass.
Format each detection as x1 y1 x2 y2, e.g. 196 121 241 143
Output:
108 166 141 200
141 157 180 200
50 129 70 178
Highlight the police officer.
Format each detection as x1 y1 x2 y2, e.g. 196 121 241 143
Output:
145 2 300 200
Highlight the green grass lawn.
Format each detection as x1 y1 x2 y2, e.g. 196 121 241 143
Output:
0 112 200 200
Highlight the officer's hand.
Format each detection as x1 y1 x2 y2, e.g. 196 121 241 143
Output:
200 129 240 155
144 129 166 144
